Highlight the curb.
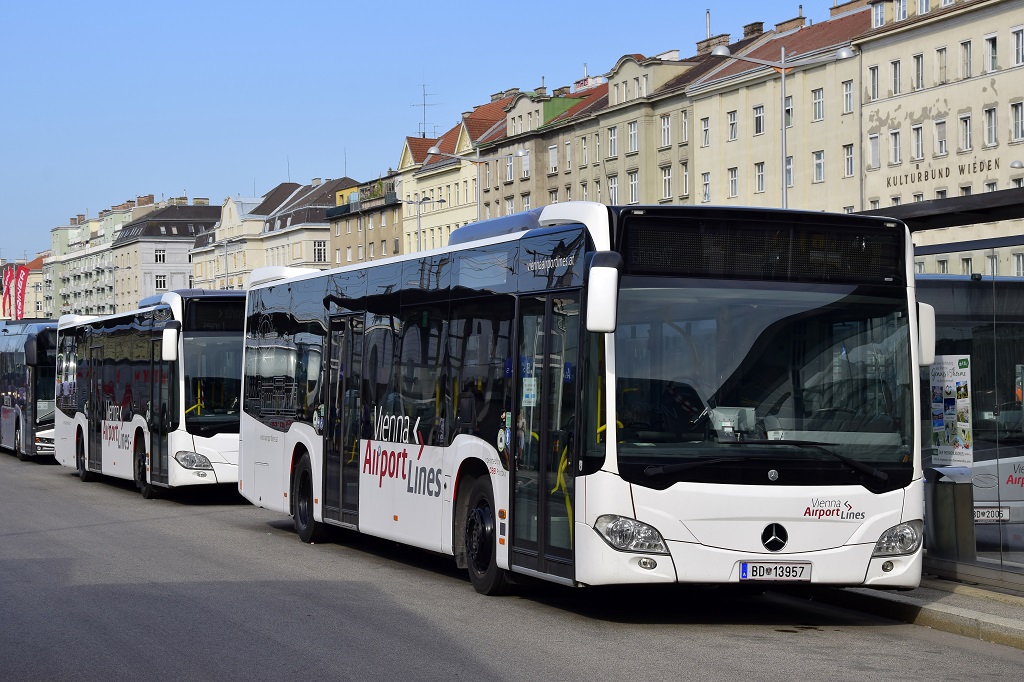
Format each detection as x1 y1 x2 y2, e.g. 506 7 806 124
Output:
806 585 1024 650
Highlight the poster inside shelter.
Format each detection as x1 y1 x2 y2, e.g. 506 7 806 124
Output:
929 355 973 467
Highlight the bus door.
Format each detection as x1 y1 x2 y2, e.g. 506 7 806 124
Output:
149 339 170 485
87 345 104 473
324 314 363 527
511 293 580 581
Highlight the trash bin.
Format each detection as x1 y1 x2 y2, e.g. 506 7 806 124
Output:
924 466 976 562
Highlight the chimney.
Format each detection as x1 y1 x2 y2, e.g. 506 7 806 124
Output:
534 85 547 97
553 86 571 97
311 178 322 187
491 91 505 102
193 197 209 206
137 194 154 206
696 34 731 56
77 214 85 223
743 21 764 38
462 111 473 120
775 15 807 33
503 88 520 98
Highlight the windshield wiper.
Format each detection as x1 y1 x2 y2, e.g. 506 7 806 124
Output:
719 439 888 481
645 456 755 477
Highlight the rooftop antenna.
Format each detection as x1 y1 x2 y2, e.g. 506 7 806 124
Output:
411 82 440 138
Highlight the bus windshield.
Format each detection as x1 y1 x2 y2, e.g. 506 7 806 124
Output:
183 332 242 436
613 279 914 488
35 362 56 425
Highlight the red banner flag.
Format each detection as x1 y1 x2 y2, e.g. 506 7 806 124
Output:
14 266 29 320
1 266 13 317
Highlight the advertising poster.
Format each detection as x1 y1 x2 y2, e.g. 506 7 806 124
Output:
929 355 973 467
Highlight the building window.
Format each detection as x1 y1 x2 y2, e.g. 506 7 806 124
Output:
813 151 825 183
961 258 973 276
919 0 930 14
1016 254 1024 277
843 144 854 177
700 118 710 147
335 248 341 264
358 244 364 260
936 119 947 155
581 136 588 165
915 261 925 274
313 240 326 263
961 185 973 196
890 129 902 164
912 125 924 160
985 107 997 146
913 54 924 90
891 60 901 95
505 198 514 215
727 110 737 141
812 89 824 121
660 114 671 147
608 176 618 204
894 0 906 20
548 145 558 174
869 134 880 169
914 193 925 202
682 162 689 196
549 189 558 204
154 249 166 264
1013 102 1024 141
960 114 972 151
869 66 879 101
843 80 853 113
155 274 167 290
661 166 672 199
1015 28 1024 66
785 156 793 188
701 172 711 202
522 153 530 179
961 40 972 79
628 121 638 152
753 105 765 135
628 171 638 204
985 35 998 72
784 96 793 128
681 109 689 143
608 126 618 157
937 259 948 274
728 167 738 197
522 194 531 211
872 2 884 28
755 162 765 193
986 181 998 192
505 157 513 182
892 196 902 206
580 182 588 201
936 189 948 199
870 199 880 210
368 242 375 259
936 47 947 84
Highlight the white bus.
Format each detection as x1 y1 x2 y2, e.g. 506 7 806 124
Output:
0 320 58 460
55 290 246 497
239 202 935 594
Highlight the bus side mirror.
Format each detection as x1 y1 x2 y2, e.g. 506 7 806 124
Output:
918 302 935 366
586 252 623 334
162 322 181 362
24 338 37 366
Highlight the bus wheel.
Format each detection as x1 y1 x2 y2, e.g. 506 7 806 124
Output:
135 440 157 499
76 439 94 482
293 453 324 544
464 476 509 595
15 424 29 462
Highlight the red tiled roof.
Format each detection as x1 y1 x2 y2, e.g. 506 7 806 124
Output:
406 136 439 164
710 9 869 81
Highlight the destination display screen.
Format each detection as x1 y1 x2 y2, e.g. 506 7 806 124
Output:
185 300 246 332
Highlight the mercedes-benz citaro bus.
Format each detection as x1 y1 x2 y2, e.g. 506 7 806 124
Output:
0 320 58 460
238 202 935 594
55 290 245 497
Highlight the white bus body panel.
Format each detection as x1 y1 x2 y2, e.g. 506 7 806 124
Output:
239 413 290 513
575 470 923 588
0 404 24 451
96 414 149 480
166 430 239 487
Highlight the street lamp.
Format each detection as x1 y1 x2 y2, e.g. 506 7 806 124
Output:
404 196 446 253
711 44 856 209
426 145 529 221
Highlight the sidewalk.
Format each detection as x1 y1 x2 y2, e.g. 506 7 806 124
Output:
808 577 1024 650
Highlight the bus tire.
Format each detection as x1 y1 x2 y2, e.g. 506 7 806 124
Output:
76 438 94 482
135 440 157 499
15 423 29 461
293 453 324 544
464 476 509 595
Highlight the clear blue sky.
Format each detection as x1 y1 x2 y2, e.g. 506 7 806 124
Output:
0 0 836 262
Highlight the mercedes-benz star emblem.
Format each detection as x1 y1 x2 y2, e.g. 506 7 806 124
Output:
768 469 779 481
761 523 788 552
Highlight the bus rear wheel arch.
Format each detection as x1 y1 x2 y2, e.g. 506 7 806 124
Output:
134 435 157 499
15 421 29 461
76 432 93 482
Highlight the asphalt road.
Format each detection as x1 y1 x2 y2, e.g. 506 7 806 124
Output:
2 452 1023 681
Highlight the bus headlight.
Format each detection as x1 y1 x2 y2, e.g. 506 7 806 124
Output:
872 519 923 557
175 451 214 470
594 515 668 554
